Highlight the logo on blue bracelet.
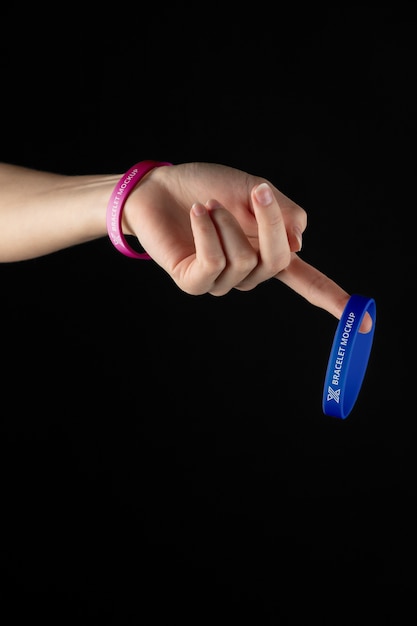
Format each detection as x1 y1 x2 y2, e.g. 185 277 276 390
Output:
326 386 341 403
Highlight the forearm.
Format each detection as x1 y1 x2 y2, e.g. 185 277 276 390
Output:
0 163 120 262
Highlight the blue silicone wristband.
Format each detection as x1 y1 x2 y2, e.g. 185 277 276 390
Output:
322 294 376 419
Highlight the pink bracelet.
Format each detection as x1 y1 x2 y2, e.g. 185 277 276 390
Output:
106 160 172 259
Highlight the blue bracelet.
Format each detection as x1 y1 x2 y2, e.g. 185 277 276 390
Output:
322 294 376 419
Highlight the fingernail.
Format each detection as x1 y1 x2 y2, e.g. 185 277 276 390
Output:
294 226 303 251
254 182 274 207
191 202 207 216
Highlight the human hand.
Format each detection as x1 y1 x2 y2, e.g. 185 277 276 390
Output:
123 162 369 328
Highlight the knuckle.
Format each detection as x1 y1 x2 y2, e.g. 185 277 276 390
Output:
236 280 257 292
305 272 332 305
205 254 227 275
233 249 258 273
176 280 205 296
210 288 231 297
269 249 291 276
269 211 286 228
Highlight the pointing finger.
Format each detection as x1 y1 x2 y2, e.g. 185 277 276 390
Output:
275 254 373 331
276 253 350 319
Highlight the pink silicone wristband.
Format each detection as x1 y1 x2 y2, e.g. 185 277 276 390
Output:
106 160 172 259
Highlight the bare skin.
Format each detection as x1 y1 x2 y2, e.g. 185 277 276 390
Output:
0 161 371 331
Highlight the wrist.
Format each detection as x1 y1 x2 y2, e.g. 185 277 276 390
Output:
121 163 173 236
106 161 172 259
121 168 157 237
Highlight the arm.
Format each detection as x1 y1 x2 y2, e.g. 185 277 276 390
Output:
1 161 365 328
0 162 118 262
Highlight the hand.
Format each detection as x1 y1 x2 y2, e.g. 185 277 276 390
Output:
124 162 368 328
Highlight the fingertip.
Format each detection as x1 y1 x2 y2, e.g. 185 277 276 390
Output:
191 202 207 217
205 199 223 211
360 311 373 333
334 295 373 333
253 182 274 207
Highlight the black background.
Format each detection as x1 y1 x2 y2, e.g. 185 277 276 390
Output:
0 6 415 624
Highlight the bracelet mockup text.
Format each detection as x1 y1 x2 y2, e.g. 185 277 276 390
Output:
106 160 172 259
322 294 376 419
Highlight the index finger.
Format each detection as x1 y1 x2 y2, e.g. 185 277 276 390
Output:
275 253 373 332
